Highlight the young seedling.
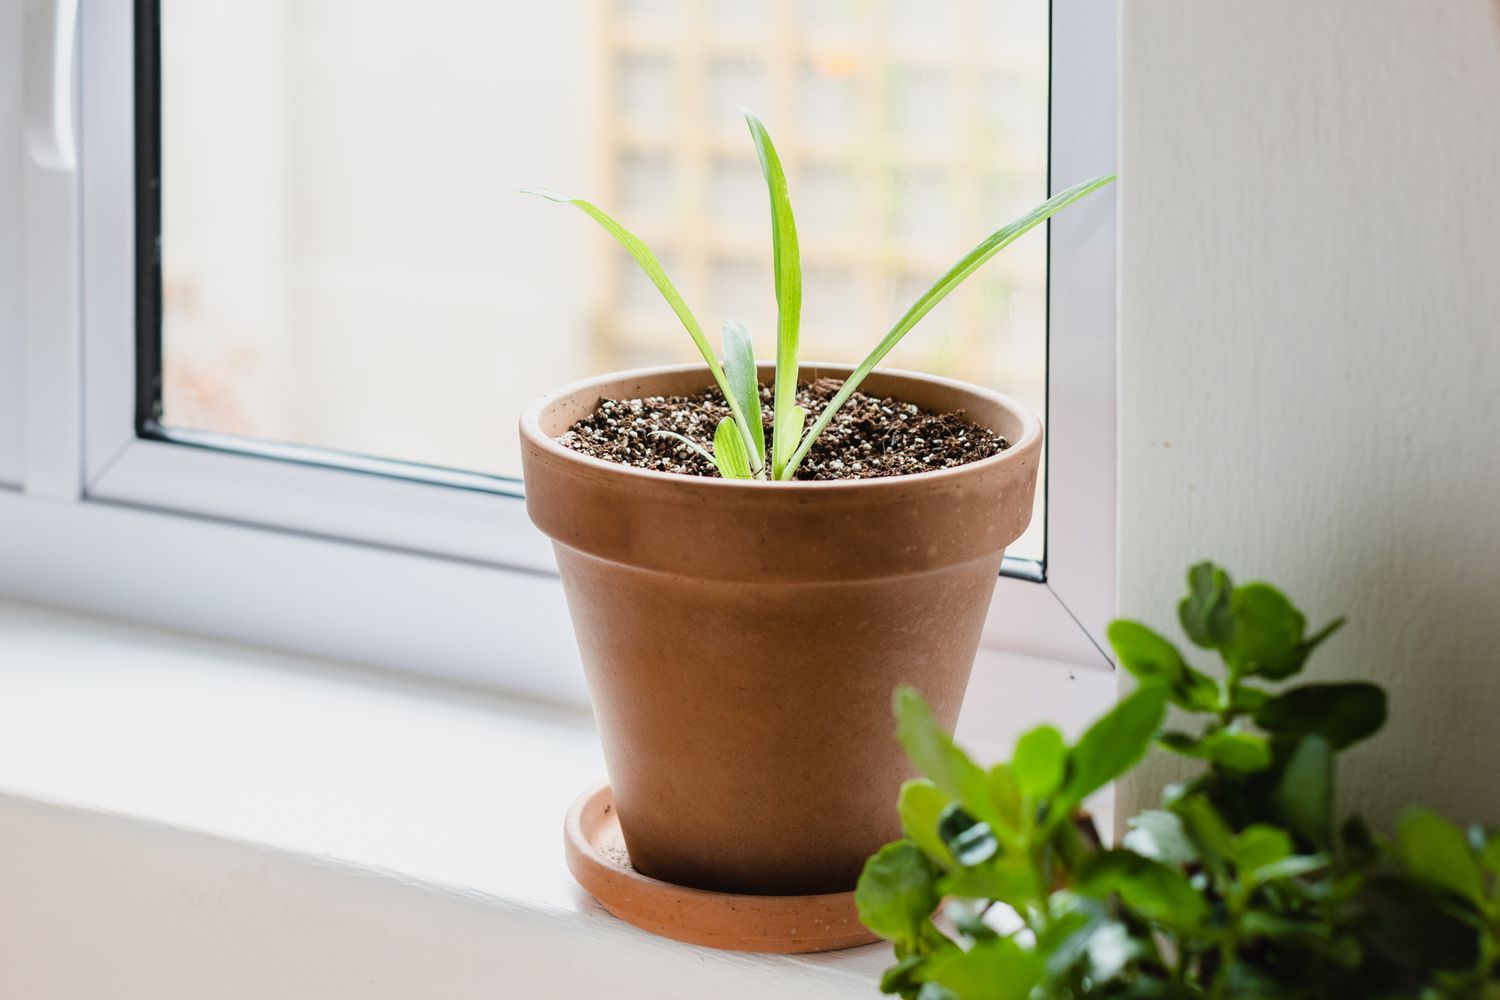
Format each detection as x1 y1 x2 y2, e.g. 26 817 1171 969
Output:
524 109 1115 481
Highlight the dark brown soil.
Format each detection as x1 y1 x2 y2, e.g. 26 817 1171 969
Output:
556 378 1008 480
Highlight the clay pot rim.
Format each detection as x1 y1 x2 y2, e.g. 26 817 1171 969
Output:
519 360 1043 493
564 782 878 952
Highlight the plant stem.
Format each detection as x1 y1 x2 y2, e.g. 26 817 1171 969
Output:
1207 884 1251 998
1217 662 1244 726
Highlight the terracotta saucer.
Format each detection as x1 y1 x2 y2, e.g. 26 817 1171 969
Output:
564 783 880 953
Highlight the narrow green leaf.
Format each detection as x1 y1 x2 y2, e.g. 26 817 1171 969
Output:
921 937 1044 1000
1106 619 1219 711
855 840 941 949
720 320 765 463
1058 682 1168 813
648 430 715 466
712 416 753 479
740 109 803 479
523 188 762 470
1254 682 1387 750
893 686 996 827
1179 561 1235 650
774 405 807 476
783 173 1117 478
1399 808 1485 905
898 779 956 867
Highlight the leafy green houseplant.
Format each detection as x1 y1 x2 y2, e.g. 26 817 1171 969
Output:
858 563 1500 998
525 109 1114 481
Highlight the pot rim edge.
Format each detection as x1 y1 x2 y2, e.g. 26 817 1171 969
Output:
519 361 1044 493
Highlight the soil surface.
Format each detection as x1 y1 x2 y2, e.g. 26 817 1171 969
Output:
556 378 1008 480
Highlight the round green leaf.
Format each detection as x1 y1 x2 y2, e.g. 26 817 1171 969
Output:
1229 823 1293 873
1076 849 1208 928
856 840 942 948
894 686 995 827
1273 735 1333 848
1254 682 1387 750
1203 728 1273 773
1399 808 1485 905
1227 583 1307 678
711 416 753 479
921 937 1043 1000
1178 561 1235 650
1011 725 1066 800
898 779 956 867
1107 620 1219 711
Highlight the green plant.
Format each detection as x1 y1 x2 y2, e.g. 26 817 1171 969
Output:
524 110 1114 480
857 562 1500 999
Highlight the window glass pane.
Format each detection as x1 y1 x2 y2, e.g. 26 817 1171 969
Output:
157 0 1049 559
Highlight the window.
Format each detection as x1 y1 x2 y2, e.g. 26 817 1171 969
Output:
152 0 1051 560
2 0 1117 694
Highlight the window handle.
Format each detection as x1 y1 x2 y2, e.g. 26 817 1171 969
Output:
23 0 79 171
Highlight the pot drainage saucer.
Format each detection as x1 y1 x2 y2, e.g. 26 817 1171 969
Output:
564 782 880 953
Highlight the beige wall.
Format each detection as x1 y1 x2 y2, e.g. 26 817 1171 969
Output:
1117 0 1500 829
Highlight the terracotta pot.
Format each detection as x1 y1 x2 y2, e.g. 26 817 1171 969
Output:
520 362 1042 896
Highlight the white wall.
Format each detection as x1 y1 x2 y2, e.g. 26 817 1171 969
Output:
1117 0 1500 830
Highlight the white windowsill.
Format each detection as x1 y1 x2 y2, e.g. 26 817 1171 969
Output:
0 599 1115 998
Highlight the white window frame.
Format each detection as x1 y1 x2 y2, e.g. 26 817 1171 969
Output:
0 0 22 487
1 0 1118 699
